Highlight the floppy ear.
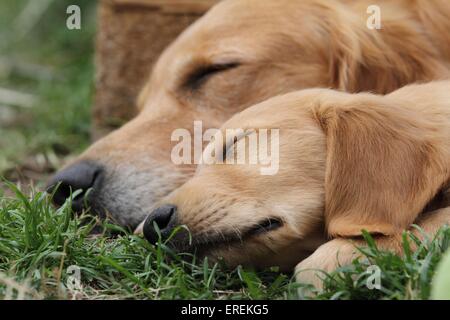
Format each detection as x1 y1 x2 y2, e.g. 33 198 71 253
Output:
313 99 448 237
328 12 448 94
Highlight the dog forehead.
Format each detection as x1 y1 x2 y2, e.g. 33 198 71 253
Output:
203 0 284 26
164 0 306 58
221 90 326 128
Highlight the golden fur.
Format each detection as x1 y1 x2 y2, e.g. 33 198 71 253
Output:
151 81 450 288
51 0 450 228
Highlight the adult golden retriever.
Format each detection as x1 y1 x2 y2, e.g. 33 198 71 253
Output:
48 0 450 229
141 81 450 288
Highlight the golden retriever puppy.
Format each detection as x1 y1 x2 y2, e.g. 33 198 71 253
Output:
48 0 450 229
141 81 450 288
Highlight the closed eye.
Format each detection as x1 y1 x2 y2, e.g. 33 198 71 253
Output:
222 129 256 162
184 63 240 91
222 135 239 162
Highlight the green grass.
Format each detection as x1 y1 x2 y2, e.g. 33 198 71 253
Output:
1 182 449 300
317 229 450 300
1 1 450 300
0 183 298 300
0 0 95 176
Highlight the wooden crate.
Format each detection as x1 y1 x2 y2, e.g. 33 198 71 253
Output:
93 0 217 139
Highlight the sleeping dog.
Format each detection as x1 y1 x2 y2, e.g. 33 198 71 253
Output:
47 0 450 229
140 81 450 288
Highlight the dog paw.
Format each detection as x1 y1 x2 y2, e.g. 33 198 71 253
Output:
295 238 359 293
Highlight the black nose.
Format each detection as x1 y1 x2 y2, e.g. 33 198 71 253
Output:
47 161 103 212
143 205 178 244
